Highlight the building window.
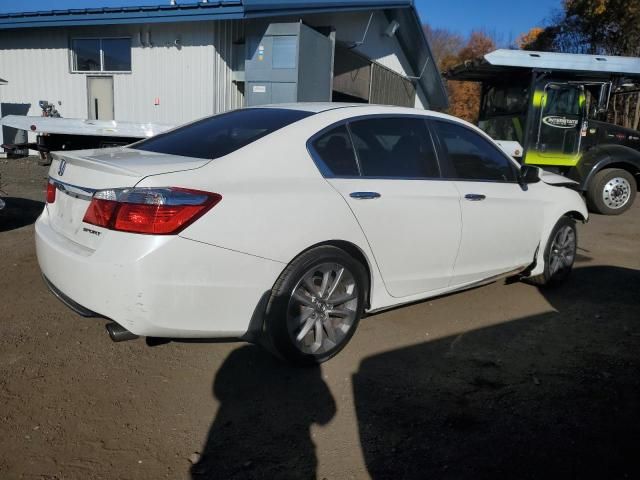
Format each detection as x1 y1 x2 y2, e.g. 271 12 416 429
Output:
71 38 131 72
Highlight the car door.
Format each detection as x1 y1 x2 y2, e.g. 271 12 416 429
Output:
430 119 543 287
309 116 462 298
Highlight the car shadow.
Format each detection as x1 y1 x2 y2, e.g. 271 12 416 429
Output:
191 345 336 480
353 266 640 479
0 197 44 232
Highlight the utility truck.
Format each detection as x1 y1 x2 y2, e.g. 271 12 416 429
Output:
447 49 640 215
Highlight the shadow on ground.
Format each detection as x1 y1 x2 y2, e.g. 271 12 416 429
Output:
354 266 640 479
0 197 43 232
193 266 640 479
191 346 336 480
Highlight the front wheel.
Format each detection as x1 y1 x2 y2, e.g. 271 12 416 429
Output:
263 246 367 365
526 216 577 287
586 168 636 215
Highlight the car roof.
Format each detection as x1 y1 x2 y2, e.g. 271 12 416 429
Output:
257 102 367 113
257 102 460 122
256 102 484 140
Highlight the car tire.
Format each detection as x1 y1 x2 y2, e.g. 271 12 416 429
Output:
526 216 577 287
586 168 636 215
263 246 367 365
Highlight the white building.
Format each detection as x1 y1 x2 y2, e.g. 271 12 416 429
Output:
0 0 447 142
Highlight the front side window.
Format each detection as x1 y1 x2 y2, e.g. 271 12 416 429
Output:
348 117 440 178
433 120 516 182
311 125 359 176
133 108 313 159
72 38 131 72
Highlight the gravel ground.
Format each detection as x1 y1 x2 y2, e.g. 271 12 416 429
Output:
1 157 639 480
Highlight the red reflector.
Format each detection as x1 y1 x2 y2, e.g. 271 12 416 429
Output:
46 182 56 203
82 188 221 235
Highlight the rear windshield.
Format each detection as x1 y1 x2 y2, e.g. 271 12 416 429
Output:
132 108 313 159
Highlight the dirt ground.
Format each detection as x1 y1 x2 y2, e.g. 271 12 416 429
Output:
1 157 639 480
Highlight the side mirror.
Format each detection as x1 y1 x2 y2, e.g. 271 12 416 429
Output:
520 165 541 185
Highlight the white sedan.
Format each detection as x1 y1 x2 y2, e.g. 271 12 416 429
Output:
36 104 587 364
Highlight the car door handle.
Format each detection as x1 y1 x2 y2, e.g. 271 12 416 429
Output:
350 192 381 200
464 194 486 201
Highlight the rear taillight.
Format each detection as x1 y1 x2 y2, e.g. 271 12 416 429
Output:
82 187 221 235
46 181 56 203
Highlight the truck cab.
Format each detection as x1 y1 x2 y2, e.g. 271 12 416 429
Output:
447 49 640 215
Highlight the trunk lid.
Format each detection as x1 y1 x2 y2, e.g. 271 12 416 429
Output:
47 147 209 249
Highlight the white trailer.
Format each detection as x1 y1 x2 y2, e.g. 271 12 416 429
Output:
1 115 173 164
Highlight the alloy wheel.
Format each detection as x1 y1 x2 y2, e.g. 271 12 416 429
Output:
287 263 359 355
549 225 576 276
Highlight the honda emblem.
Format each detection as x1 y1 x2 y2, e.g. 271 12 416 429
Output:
58 159 67 176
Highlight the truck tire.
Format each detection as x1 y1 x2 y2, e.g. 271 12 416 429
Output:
586 168 636 215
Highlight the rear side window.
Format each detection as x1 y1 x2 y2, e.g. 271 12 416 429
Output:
433 120 517 182
133 108 313 159
311 125 359 176
349 117 440 178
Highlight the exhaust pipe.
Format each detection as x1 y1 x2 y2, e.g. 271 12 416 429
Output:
106 322 139 342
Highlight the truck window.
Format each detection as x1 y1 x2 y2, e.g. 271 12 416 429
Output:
478 84 529 143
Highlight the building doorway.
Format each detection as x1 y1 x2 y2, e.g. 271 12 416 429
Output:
87 76 114 120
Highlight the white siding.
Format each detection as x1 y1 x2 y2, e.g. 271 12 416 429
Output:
0 11 429 139
0 20 244 126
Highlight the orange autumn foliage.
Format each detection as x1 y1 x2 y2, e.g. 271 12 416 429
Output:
445 32 496 123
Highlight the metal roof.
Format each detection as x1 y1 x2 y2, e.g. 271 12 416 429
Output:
448 48 640 82
0 1 448 109
0 1 412 29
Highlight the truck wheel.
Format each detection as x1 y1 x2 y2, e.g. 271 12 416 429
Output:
586 168 636 215
526 216 577 287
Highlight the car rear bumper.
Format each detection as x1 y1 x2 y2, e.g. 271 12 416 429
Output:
42 274 102 318
35 208 284 338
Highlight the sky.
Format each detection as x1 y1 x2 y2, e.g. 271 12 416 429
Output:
0 0 561 42
416 0 562 44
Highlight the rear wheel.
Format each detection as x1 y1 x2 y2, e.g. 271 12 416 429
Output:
527 216 577 287
263 246 367 365
586 168 636 215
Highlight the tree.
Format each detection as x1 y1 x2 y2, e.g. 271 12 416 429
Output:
517 27 545 50
446 31 496 122
423 24 464 71
424 25 496 122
